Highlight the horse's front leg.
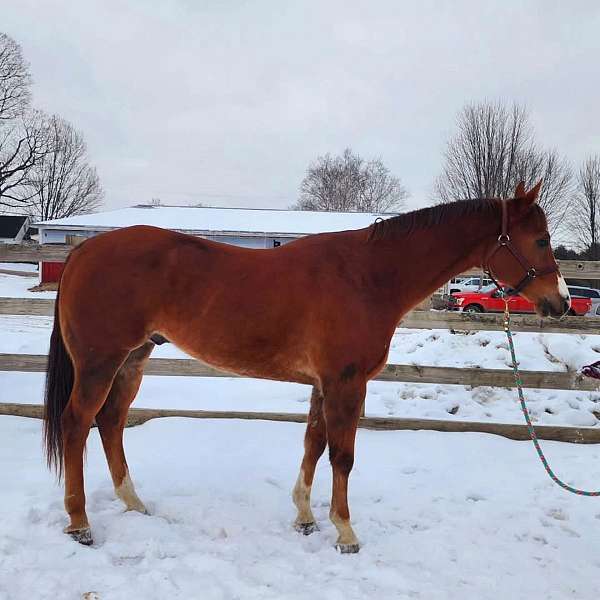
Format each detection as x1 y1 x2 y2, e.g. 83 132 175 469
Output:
323 377 365 553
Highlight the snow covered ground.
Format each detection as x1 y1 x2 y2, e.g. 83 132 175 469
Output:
2 417 600 600
0 262 38 273
0 268 53 299
2 272 600 598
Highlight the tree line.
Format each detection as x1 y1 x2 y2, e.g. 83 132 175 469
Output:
0 32 102 220
295 102 598 255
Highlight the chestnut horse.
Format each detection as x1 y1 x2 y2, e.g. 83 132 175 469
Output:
43 182 569 551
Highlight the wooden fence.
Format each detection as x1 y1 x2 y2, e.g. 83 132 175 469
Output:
1 243 600 444
3 296 600 334
2 351 598 392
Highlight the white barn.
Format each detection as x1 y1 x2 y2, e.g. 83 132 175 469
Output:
35 205 390 282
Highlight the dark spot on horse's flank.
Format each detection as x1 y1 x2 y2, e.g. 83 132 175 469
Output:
340 363 357 382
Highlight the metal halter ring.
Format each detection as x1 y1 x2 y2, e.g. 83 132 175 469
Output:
498 234 510 244
527 268 537 278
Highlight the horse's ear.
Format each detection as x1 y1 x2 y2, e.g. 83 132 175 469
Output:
523 180 542 205
515 180 542 208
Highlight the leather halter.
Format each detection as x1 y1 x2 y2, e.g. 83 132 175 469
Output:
483 200 558 296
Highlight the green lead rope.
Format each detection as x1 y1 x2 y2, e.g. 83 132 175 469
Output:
502 298 600 496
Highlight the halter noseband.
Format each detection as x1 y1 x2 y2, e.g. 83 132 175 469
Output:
483 200 558 296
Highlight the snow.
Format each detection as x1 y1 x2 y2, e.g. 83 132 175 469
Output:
0 272 54 298
0 262 38 273
35 206 389 236
3 272 600 598
2 417 600 599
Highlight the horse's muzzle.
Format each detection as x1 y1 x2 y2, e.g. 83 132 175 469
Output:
536 297 571 319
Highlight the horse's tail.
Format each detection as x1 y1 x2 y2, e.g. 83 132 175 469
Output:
43 286 73 478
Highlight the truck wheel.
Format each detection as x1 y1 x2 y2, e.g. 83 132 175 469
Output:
464 304 483 313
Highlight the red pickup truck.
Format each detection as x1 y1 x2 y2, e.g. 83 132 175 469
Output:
449 284 591 316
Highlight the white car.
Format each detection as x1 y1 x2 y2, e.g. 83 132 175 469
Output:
449 276 493 294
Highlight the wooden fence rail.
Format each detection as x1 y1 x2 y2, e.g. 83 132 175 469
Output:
402 310 600 334
2 243 600 279
460 262 600 279
3 402 600 444
2 297 600 334
0 243 72 262
2 352 597 392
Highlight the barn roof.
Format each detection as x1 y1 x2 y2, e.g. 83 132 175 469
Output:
0 215 29 239
35 206 391 237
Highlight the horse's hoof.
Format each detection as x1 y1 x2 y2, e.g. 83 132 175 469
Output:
125 504 149 515
294 521 319 536
65 527 93 546
335 542 360 554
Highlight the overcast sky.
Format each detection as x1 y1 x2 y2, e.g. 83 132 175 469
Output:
3 1 600 212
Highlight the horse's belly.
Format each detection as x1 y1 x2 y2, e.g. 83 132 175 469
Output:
164 329 315 386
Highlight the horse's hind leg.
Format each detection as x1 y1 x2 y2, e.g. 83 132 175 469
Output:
95 342 154 514
293 387 327 535
62 353 128 545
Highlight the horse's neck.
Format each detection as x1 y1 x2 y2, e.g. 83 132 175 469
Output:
368 214 499 320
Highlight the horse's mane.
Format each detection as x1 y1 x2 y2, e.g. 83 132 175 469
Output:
368 197 501 241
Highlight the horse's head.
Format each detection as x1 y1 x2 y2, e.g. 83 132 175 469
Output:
484 181 570 319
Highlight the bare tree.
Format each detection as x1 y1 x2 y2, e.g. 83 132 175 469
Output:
25 116 103 220
0 33 49 210
0 110 49 209
513 149 573 231
434 102 530 202
434 101 572 232
570 157 600 259
0 33 31 121
295 148 408 212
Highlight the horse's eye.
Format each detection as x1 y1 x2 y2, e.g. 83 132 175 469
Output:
537 238 549 248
